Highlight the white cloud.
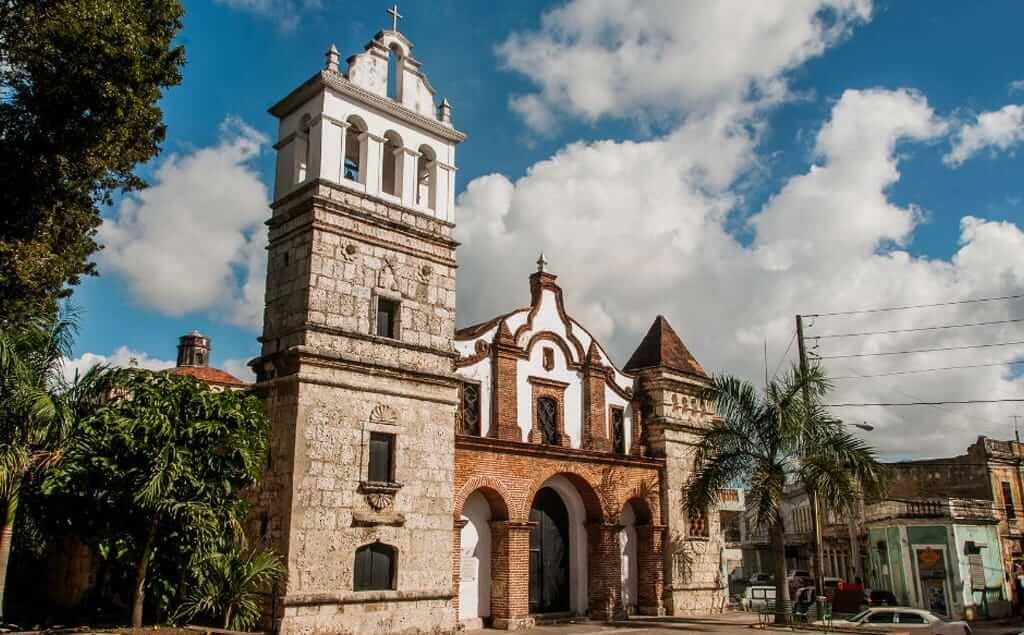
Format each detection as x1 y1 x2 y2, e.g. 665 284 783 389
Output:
455 88 1024 459
99 117 269 332
223 357 258 383
944 104 1024 167
62 346 174 382
1009 80 1024 95
497 0 872 131
214 0 323 32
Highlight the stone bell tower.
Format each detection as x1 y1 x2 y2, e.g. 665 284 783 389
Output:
249 11 465 634
624 316 726 615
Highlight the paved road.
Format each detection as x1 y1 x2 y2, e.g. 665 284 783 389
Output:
467 610 1024 635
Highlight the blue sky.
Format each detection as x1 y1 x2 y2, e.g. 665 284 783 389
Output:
71 1 1024 458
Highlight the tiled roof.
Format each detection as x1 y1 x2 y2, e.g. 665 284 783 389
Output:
169 365 248 387
623 315 707 378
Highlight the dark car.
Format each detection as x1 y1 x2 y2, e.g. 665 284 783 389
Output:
867 590 899 606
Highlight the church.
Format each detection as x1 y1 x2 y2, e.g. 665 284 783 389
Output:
247 15 727 634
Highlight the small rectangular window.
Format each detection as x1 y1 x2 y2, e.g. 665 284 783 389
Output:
368 432 394 483
689 509 708 538
461 382 481 435
376 298 399 339
1003 481 1016 520
610 407 625 454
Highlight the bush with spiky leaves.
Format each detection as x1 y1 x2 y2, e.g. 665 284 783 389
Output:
175 544 286 630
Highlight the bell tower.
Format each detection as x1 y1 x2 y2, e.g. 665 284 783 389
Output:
250 13 465 635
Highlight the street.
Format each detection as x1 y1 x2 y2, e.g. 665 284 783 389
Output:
467 611 1024 635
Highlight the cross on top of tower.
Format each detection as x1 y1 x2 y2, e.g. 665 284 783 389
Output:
387 3 402 32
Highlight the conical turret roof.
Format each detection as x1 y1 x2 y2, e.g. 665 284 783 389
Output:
624 315 707 378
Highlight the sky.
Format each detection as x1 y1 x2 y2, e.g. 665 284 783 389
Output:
69 0 1024 460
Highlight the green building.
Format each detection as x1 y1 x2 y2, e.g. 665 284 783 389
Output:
865 498 1009 620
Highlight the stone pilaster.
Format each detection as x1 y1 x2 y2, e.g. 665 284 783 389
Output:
491 320 521 442
582 341 610 451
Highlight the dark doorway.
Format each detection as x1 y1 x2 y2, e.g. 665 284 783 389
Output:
529 487 570 613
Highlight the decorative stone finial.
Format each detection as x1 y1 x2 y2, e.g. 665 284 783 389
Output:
387 3 403 32
536 252 548 273
325 44 340 72
438 97 452 124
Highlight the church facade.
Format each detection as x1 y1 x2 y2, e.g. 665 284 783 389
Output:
248 21 726 635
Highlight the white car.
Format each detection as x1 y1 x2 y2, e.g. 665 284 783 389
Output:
825 607 971 635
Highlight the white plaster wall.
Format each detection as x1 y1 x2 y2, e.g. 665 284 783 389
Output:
517 290 579 364
504 310 529 333
453 325 497 356
516 343 582 446
539 476 590 615
457 357 492 437
620 502 639 611
460 491 492 621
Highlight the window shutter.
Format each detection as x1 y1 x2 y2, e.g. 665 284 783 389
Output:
368 432 393 483
354 545 372 590
968 553 985 591
371 544 393 590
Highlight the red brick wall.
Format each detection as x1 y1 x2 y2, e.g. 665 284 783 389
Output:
453 436 666 624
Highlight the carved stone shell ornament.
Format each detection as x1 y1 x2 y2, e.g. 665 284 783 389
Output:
366 493 395 511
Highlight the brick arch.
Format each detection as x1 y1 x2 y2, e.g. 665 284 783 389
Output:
519 464 606 523
618 479 661 525
453 475 511 521
524 330 583 368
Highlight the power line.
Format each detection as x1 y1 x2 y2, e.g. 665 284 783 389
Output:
804 292 1024 318
830 359 1024 380
827 399 1024 407
771 331 798 382
830 364 1007 429
818 339 1024 360
810 317 1024 339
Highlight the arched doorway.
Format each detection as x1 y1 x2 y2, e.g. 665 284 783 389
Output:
619 502 639 614
529 487 570 614
459 491 492 623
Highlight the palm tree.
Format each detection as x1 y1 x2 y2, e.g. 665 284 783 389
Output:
684 365 884 623
0 314 107 621
175 544 286 630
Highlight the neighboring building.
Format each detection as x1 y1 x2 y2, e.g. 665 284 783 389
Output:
739 483 861 584
886 436 1024 608
246 19 727 635
719 488 746 596
864 497 1008 620
168 330 248 389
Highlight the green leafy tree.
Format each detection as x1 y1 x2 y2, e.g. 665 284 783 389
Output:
0 0 184 321
684 366 885 623
46 370 269 627
0 314 107 621
175 544 286 630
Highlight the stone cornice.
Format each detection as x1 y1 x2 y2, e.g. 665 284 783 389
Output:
268 70 467 144
455 434 665 469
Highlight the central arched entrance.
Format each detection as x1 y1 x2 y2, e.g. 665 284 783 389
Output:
529 487 570 614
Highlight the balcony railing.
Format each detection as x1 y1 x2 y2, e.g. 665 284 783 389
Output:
865 497 998 523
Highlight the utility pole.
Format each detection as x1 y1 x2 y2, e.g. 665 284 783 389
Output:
1011 415 1022 443
797 314 827 614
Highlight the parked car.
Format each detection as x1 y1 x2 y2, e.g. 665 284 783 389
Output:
823 607 971 635
747 572 773 586
788 569 813 592
741 585 776 611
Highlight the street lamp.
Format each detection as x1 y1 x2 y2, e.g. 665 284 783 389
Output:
851 421 874 432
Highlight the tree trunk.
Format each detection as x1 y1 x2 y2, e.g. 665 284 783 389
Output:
0 486 20 623
223 606 232 630
130 512 161 628
771 516 791 624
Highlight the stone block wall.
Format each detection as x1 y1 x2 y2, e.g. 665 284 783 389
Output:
253 181 461 634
